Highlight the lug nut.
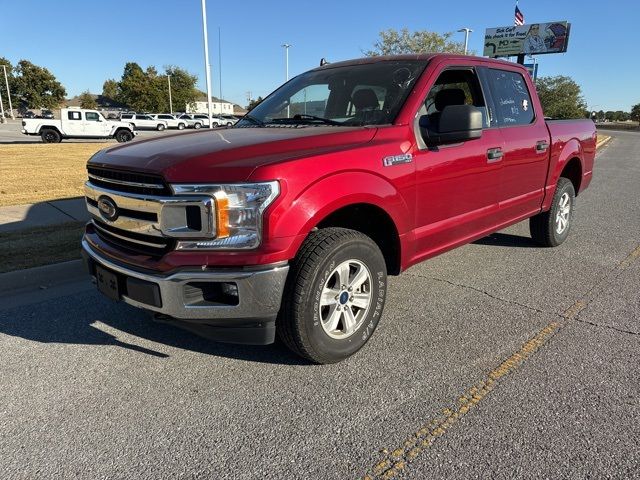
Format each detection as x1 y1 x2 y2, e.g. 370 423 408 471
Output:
348 287 353 292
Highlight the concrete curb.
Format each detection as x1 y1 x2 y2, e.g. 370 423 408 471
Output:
0 259 87 297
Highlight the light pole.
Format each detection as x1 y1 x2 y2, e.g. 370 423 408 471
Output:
0 81 4 123
457 28 473 55
201 0 214 128
2 65 13 119
167 74 173 114
281 43 291 117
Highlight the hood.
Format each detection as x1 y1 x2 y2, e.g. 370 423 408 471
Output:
88 126 378 183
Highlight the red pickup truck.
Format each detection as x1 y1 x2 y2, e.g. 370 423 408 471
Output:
82 54 596 363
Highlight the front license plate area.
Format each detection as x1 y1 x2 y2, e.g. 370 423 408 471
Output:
96 265 120 301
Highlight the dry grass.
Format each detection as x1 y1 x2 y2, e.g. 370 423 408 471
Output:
0 221 85 273
0 143 111 207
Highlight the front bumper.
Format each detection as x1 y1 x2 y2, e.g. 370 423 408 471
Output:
81 239 289 344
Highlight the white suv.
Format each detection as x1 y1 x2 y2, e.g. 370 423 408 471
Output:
149 114 187 130
120 113 169 131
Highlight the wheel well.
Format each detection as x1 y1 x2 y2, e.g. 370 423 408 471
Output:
316 203 401 275
40 126 61 135
560 157 582 195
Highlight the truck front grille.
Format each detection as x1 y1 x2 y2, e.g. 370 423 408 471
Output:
91 219 174 257
87 166 171 196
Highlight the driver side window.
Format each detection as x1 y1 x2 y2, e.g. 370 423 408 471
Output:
421 69 489 130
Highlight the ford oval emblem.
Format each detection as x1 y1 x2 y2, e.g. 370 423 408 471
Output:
97 196 119 221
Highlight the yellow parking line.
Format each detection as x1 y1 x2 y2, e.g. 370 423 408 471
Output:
363 321 561 479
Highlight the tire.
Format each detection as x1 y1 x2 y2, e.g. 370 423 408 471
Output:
41 128 61 143
178 123 185 130
226 122 233 127
212 122 219 128
157 124 166 131
530 177 575 247
277 227 388 364
115 129 133 143
194 122 202 129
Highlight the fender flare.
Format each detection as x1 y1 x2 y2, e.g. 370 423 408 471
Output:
269 171 411 241
543 138 583 210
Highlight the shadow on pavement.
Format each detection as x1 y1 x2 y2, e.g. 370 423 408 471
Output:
0 197 88 234
0 291 309 366
473 232 539 248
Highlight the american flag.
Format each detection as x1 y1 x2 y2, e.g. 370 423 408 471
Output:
515 4 525 26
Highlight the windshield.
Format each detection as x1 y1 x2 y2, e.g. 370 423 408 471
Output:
237 60 428 128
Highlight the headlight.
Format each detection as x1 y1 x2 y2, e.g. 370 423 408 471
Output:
171 181 279 250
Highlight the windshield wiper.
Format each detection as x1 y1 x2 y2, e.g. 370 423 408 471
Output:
272 114 342 126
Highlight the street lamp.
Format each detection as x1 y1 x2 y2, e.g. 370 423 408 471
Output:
457 28 473 55
201 0 214 128
2 65 13 120
281 43 291 117
167 74 173 114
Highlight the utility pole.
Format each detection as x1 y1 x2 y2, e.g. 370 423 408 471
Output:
457 28 473 55
2 65 13 119
167 74 173 114
281 43 291 117
218 27 223 102
201 0 214 128
0 82 4 123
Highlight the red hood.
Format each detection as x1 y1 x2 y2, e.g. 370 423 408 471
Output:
88 126 378 183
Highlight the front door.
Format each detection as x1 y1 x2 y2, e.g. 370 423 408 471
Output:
412 66 504 261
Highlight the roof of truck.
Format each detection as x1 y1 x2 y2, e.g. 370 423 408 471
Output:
311 53 523 72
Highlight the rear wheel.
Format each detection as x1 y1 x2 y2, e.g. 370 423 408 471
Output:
115 129 133 143
41 128 61 143
226 122 233 127
212 122 219 128
178 123 185 130
530 177 575 247
157 123 166 131
277 228 387 364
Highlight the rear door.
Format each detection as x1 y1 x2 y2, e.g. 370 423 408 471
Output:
412 65 505 258
63 110 84 135
479 67 550 222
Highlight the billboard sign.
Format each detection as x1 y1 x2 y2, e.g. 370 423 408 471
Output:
483 21 570 57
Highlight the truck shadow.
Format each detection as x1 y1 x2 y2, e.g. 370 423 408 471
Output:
0 197 88 234
473 232 539 248
0 290 309 366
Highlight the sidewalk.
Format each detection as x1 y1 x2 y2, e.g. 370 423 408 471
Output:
0 197 89 233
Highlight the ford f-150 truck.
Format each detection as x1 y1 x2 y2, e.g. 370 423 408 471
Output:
22 108 137 143
81 54 596 363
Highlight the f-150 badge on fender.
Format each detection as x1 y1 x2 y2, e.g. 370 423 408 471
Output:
383 153 413 167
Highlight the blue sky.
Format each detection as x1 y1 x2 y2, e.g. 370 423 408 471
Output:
1 0 636 111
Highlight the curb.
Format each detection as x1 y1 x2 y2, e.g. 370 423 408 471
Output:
0 259 87 296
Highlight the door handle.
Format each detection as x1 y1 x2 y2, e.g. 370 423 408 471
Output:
536 140 549 152
487 147 503 163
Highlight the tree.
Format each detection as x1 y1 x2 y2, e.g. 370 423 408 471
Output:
364 28 466 56
535 76 587 119
159 66 199 113
102 79 118 100
116 62 148 111
630 104 640 125
79 90 97 109
12 60 66 109
246 96 263 111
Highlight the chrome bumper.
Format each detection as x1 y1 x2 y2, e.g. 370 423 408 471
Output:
81 239 289 322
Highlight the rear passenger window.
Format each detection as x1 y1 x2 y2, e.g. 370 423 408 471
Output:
68 111 81 120
486 69 534 126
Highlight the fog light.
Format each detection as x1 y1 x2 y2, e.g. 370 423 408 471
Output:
221 282 238 297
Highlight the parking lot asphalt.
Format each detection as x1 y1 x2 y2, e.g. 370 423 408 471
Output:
0 130 638 479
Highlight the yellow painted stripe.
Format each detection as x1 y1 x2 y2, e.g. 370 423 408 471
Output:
363 322 561 479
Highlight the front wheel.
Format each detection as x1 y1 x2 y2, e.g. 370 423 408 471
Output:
530 177 575 247
178 123 185 130
193 122 202 129
115 129 133 143
277 228 387 364
156 124 166 131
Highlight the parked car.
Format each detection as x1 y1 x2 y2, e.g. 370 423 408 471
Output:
21 108 136 143
149 114 187 130
41 109 55 119
219 115 238 126
81 54 596 363
191 114 218 127
23 111 36 119
120 113 168 131
177 113 203 129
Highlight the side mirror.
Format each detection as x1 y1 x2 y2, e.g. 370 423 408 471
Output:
420 105 483 145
